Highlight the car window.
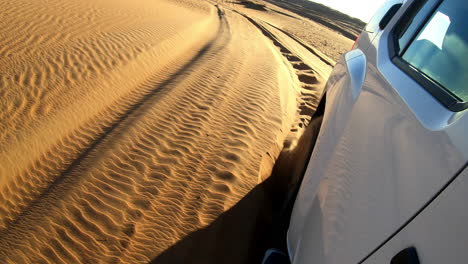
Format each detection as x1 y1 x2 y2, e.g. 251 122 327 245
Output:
391 0 468 111
401 0 468 102
396 0 433 50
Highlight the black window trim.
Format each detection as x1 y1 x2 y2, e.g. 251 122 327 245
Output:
379 3 404 30
388 0 468 112
365 0 404 33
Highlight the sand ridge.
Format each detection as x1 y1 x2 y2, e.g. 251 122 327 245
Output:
236 13 325 151
0 0 337 262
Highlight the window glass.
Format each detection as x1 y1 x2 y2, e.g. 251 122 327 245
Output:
402 0 468 102
397 0 433 52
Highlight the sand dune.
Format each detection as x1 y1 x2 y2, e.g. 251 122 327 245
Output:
0 0 345 262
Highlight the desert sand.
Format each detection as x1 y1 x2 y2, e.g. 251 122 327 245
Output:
0 0 357 262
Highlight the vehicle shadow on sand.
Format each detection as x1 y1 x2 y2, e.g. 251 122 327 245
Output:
150 110 323 264
150 175 276 264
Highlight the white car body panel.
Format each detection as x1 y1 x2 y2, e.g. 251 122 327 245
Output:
363 166 468 263
287 0 468 263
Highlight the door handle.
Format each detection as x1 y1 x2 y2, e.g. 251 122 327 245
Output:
391 247 420 264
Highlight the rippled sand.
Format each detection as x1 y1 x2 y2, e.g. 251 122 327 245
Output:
0 0 340 262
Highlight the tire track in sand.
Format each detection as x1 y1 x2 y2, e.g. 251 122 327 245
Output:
235 12 325 150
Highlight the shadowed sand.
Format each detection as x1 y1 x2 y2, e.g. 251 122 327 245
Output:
0 0 353 262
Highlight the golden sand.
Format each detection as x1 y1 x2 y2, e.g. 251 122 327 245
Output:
0 0 351 262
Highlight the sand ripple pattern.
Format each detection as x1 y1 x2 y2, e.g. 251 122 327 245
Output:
0 0 216 229
0 2 305 263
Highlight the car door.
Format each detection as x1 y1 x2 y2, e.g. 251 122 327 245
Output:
287 0 468 263
362 165 468 264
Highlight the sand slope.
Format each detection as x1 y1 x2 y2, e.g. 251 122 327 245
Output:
0 0 334 262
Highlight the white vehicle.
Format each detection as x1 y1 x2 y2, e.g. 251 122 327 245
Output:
266 0 468 263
